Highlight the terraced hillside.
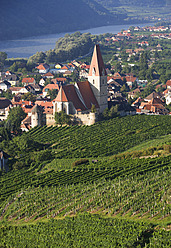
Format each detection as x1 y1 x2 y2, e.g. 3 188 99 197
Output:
0 115 171 247
27 115 171 158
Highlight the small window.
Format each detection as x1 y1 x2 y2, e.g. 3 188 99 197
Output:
93 80 95 84
93 67 96 75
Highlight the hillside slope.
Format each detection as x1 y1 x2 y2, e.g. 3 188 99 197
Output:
0 0 125 41
0 115 170 247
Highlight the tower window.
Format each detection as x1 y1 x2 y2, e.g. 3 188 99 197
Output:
93 80 95 84
93 67 96 75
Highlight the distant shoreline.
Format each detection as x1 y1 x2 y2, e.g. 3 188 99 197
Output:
0 22 155 59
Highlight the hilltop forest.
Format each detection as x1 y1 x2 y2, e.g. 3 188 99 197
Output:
1 0 170 40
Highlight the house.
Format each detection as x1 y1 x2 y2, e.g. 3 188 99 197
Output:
21 105 45 131
63 70 72 77
25 85 35 94
166 80 171 90
125 75 137 88
134 91 169 115
39 78 46 87
1 74 19 86
51 78 67 85
139 98 169 115
128 88 141 99
22 78 36 86
79 69 89 79
144 92 163 102
9 86 29 95
0 80 11 91
165 92 171 105
42 83 60 97
44 72 54 79
59 65 70 73
0 98 12 121
36 63 50 74
55 63 63 69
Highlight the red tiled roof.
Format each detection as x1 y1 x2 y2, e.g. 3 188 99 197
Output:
36 63 49 70
53 85 87 111
22 78 35 83
44 72 54 77
9 87 24 91
51 78 67 83
88 44 107 77
125 76 137 82
61 65 69 70
53 86 68 102
35 100 53 108
76 81 99 109
166 80 171 86
43 84 60 92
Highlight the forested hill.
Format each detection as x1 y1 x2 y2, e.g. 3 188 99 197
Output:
0 0 126 41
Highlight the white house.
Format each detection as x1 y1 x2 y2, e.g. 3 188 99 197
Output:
9 87 29 95
0 98 12 121
36 63 50 74
0 81 11 91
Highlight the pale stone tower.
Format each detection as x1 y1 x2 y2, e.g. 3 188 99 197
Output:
88 44 108 113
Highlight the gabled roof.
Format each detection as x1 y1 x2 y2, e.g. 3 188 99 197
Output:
44 72 54 77
53 85 87 111
22 78 35 83
53 86 68 102
51 78 67 84
43 83 60 92
166 80 171 86
0 98 11 109
36 63 50 70
76 81 99 109
144 92 162 101
88 44 107 77
0 80 11 86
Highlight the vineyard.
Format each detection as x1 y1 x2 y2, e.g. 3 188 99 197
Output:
26 115 171 158
0 115 171 247
1 214 171 248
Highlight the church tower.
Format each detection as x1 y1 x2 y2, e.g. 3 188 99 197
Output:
88 44 108 113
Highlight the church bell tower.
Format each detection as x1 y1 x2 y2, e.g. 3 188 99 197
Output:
88 44 108 113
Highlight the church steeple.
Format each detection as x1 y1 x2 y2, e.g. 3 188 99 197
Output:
88 44 108 113
88 44 107 77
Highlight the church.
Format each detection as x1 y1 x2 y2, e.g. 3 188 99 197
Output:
52 44 108 125
22 44 108 129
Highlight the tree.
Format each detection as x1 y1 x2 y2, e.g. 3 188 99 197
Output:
22 92 36 103
55 111 72 126
109 105 119 117
6 106 27 135
27 51 46 64
0 52 7 62
91 104 96 113
1 89 13 100
115 62 122 72
47 89 58 101
0 52 7 71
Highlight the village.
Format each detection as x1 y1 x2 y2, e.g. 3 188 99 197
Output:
0 23 171 131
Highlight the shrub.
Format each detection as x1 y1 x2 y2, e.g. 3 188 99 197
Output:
72 159 89 167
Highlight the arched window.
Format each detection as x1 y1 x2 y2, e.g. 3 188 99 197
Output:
93 67 96 75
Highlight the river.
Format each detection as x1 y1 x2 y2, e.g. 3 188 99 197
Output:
0 23 153 58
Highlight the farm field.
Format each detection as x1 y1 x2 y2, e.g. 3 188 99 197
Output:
0 115 171 247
